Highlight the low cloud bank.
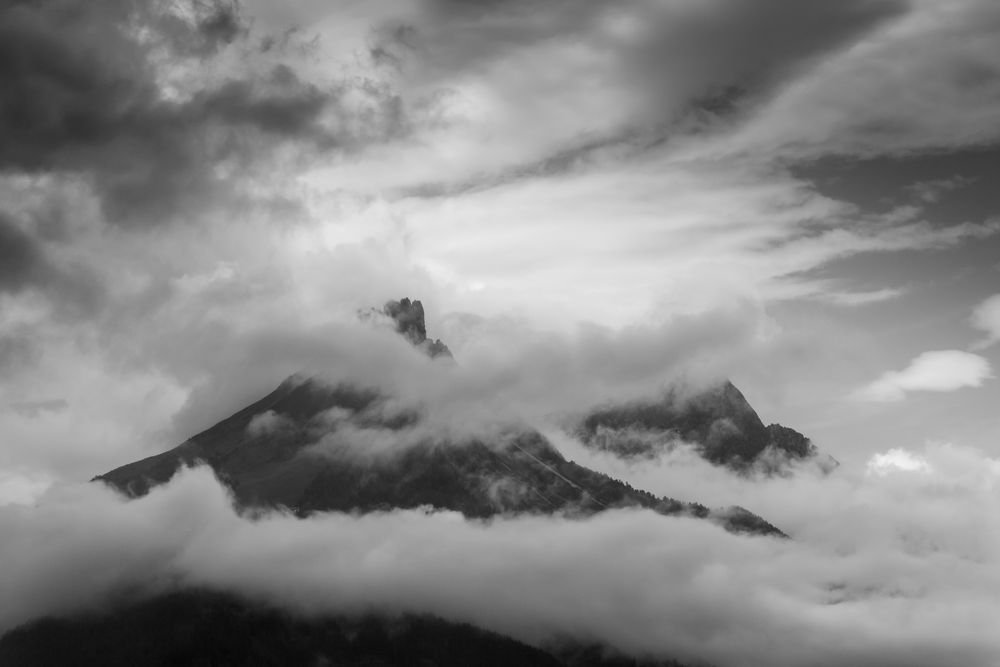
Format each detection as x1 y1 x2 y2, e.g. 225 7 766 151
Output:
554 433 1000 559
2 447 999 667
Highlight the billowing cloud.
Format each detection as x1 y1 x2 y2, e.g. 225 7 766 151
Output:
852 350 994 402
3 440 1000 667
866 447 933 476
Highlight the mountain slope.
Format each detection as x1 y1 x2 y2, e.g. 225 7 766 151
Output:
95 374 783 536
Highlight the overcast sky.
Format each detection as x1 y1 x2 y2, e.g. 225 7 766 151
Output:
3 2 1000 664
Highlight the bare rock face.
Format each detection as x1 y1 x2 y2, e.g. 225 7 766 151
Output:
382 297 452 359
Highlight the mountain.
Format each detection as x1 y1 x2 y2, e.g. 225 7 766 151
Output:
373 297 453 359
0 590 693 667
95 373 782 536
577 381 824 473
18 298 800 667
94 298 784 537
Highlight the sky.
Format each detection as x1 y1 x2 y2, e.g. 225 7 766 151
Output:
2 0 998 490
1 1 1000 664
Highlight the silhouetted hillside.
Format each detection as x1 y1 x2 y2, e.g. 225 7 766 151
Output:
0 590 696 667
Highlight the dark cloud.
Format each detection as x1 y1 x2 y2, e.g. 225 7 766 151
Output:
0 0 406 228
0 215 45 293
200 65 329 138
0 213 105 317
92 63 336 224
0 0 153 171
166 0 250 56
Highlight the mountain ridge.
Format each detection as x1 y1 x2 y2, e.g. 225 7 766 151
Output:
93 298 799 538
95 373 784 537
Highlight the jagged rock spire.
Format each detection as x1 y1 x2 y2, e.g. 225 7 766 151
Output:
382 297 452 359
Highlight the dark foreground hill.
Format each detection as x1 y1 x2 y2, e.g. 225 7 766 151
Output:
0 590 693 667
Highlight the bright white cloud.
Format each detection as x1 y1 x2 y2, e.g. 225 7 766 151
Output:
866 448 933 476
971 294 1000 349
0 469 51 507
853 350 994 402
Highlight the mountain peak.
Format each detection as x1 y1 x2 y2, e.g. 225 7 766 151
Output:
382 297 452 359
579 379 819 472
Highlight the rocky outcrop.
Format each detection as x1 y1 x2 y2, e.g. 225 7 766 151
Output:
383 297 452 359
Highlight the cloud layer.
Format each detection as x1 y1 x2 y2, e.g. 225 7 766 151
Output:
3 441 1000 667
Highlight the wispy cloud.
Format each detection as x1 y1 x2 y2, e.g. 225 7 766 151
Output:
816 287 907 307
